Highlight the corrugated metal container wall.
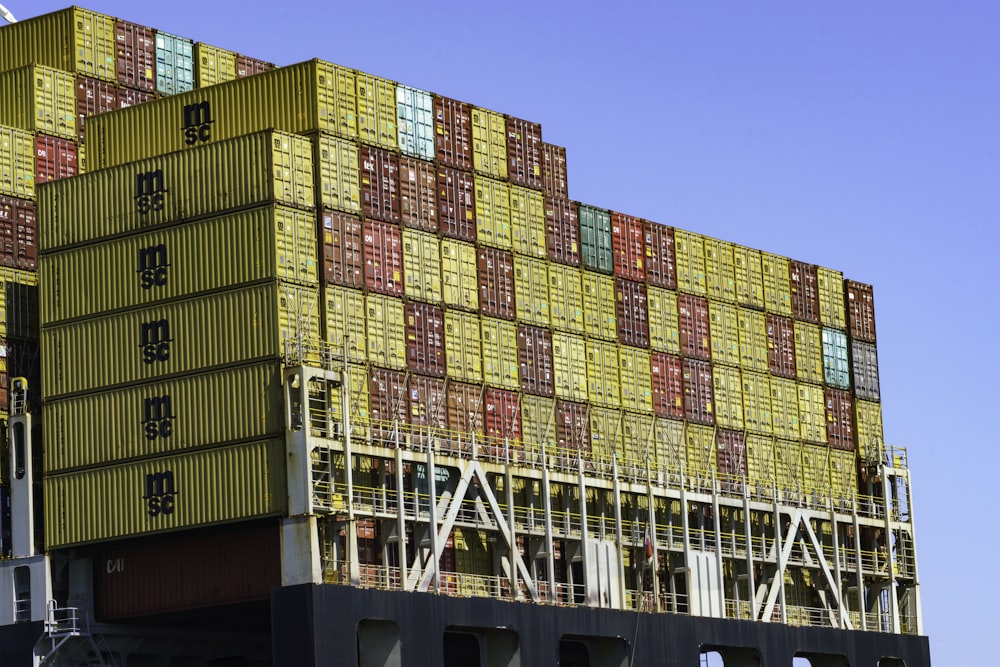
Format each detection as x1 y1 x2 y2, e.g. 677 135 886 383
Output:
405 302 445 378
407 374 447 438
540 143 568 200
35 134 79 185
363 220 403 296
44 362 283 472
355 72 397 150
674 229 707 296
324 285 367 364
797 382 827 445
851 340 880 401
737 308 768 372
38 130 315 250
481 317 519 390
793 322 824 385
548 264 585 334
45 440 286 548
552 332 588 402
437 166 476 242
477 247 515 320
821 327 850 390
801 442 830 496
510 186 546 258
447 382 485 439
0 65 77 140
712 364 744 431
76 76 119 143
585 339 620 408
518 325 554 397
94 521 281 620
716 430 747 492
761 252 792 316
704 238 737 303
155 31 194 95
652 418 684 476
770 377 800 440
677 293 710 361
505 117 542 189
709 302 740 367
589 407 623 466
115 20 156 93
41 205 318 324
396 85 435 161
360 145 400 223
611 213 645 282
651 352 684 420
742 371 772 435
582 271 618 341
0 267 37 340
824 388 854 451
644 222 676 290
365 294 406 371
328 363 370 432
816 267 846 330
514 255 550 327
444 310 483 384
236 56 274 78
0 195 36 270
773 439 804 497
322 211 364 288
544 197 579 266
369 368 407 438
470 107 507 178
647 286 680 355
684 423 716 478
117 86 156 109
484 388 522 456
681 359 714 425
846 280 877 343
789 260 819 324
829 449 857 503
399 157 438 232
766 315 796 379
0 126 35 200
618 347 653 414
521 394 556 456
556 399 589 453
402 229 442 303
620 412 655 468
745 435 775 494
733 245 765 310
440 239 479 312
475 176 512 249
579 205 613 274
0 7 117 82
616 279 649 348
854 399 884 463
315 133 361 214
434 96 472 170
194 43 238 88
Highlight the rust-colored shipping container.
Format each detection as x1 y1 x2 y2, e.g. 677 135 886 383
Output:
545 197 580 266
677 293 711 361
408 374 447 438
0 195 36 270
611 212 645 282
236 55 273 78
370 367 408 439
399 156 438 232
850 340 880 402
505 116 542 190
437 166 476 242
76 76 118 143
650 352 684 420
478 247 515 320
846 280 876 343
406 302 446 378
360 145 400 224
35 134 78 184
518 324 554 397
321 210 364 288
115 20 156 93
117 85 155 109
824 388 855 451
616 279 649 348
766 314 797 379
485 387 522 451
716 429 747 490
644 221 676 290
789 260 819 324
682 358 715 426
363 220 403 296
541 142 568 200
447 381 485 439
94 521 280 620
556 399 590 453
434 95 472 170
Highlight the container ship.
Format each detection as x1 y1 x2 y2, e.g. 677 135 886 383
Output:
0 7 931 666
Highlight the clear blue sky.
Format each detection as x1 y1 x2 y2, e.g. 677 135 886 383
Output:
21 1 998 663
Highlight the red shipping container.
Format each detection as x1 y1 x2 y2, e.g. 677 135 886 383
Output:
237 55 274 78
517 324 554 397
370 367 408 440
408 374 447 445
35 135 78 184
556 399 590 452
437 166 476 242
75 76 119 142
677 293 710 360
616 279 650 348
682 358 715 425
716 429 747 492
650 352 684 419
117 86 156 109
399 157 438 232
846 280 876 343
545 197 580 266
825 388 855 451
434 95 473 170
447 381 485 439
321 210 364 288
789 260 820 324
766 314 797 379
505 116 543 190
0 196 37 271
644 221 676 290
485 387 523 457
406 302 446 377
94 521 280 620
541 142 568 200
478 247 515 320
360 146 400 224
115 20 156 92
0 338 39 412
611 212 645 282
363 220 403 296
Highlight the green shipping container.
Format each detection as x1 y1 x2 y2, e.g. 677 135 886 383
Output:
579 205 613 274
0 7 117 82
0 65 76 140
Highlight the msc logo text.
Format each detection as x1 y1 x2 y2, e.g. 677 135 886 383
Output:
137 244 169 289
143 469 178 517
135 169 167 215
139 319 172 365
142 394 174 440
182 101 213 145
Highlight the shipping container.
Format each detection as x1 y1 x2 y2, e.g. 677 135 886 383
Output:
828 449 857 503
746 434 776 494
44 361 283 472
0 7 117 82
766 314 797 379
475 176 512 249
0 65 76 140
328 363 371 433
521 394 556 458
742 371 772 435
770 377 800 441
406 302 446 378
440 239 479 312
761 252 792 317
518 325 554 397
579 204 614 274
650 352 684 420
363 220 403 296
545 198 579 266
505 116 542 189
399 157 438 231
643 222 676 290
445 310 483 384
540 142 568 200
35 134 79 185
477 247 515 320
408 374 447 438
620 412 655 468
0 267 36 340
548 264 585 334
514 255 550 327
590 406 623 467
41 205 318 324
616 279 650 348
556 399 590 454
315 133 361 214
402 229 442 303
677 293 710 360
716 430 747 489
733 245 765 310
117 85 156 109
789 260 820 324
552 332 588 402
585 339 621 408
45 439 286 548
370 368 408 439
704 237 737 303
684 423 716 478
846 280 877 343
0 195 36 270
194 43 237 88
76 75 118 142
365 293 406 371
821 327 850 390
322 210 364 288
712 364 744 431
355 72 397 150
360 145 400 223
737 307 768 372
510 185 546 257
618 347 653 414
816 266 846 330
324 285 367 364
437 166 476 241
652 417 685 477
674 229 707 296
115 20 156 92
470 107 507 179
237 55 274 78
433 95 472 170
484 388 522 455
447 382 485 440
582 271 618 342
850 340 880 402
396 85 434 161
793 322 824 386
155 31 194 95
481 317 519 391
0 125 35 199
682 358 714 425
647 286 680 355
774 439 804 497
796 382 827 445
709 301 741 367
824 388 855 452
854 399 885 463
611 212 645 282
800 442 831 497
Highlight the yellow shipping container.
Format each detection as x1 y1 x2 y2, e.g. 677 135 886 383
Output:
38 130 315 250
621 412 655 468
315 132 361 214
41 205 319 325
445 310 483 383
552 332 588 401
742 371 772 434
774 439 804 495
801 443 831 497
647 286 680 354
586 340 621 408
44 362 283 473
0 125 34 199
510 186 546 257
709 301 741 366
481 317 519 390
817 266 846 330
475 175 512 249
796 382 827 445
0 7 117 82
440 239 479 312
652 418 685 477
618 347 653 414
45 439 286 548
746 434 776 491
793 322 824 385
329 363 371 429
0 65 76 139
761 252 792 316
0 266 37 340
733 245 765 310
402 229 442 303
42 281 320 399
365 293 406 371
704 237 737 303
737 308 768 372
712 364 744 430
770 377 800 440
582 271 618 341
325 285 367 364
855 399 885 463
194 43 238 88
829 449 857 503
470 106 508 179
675 229 707 296
521 394 556 461
86 60 358 169
355 72 398 150
514 255 550 327
590 407 623 467
548 264 585 334
685 423 716 478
